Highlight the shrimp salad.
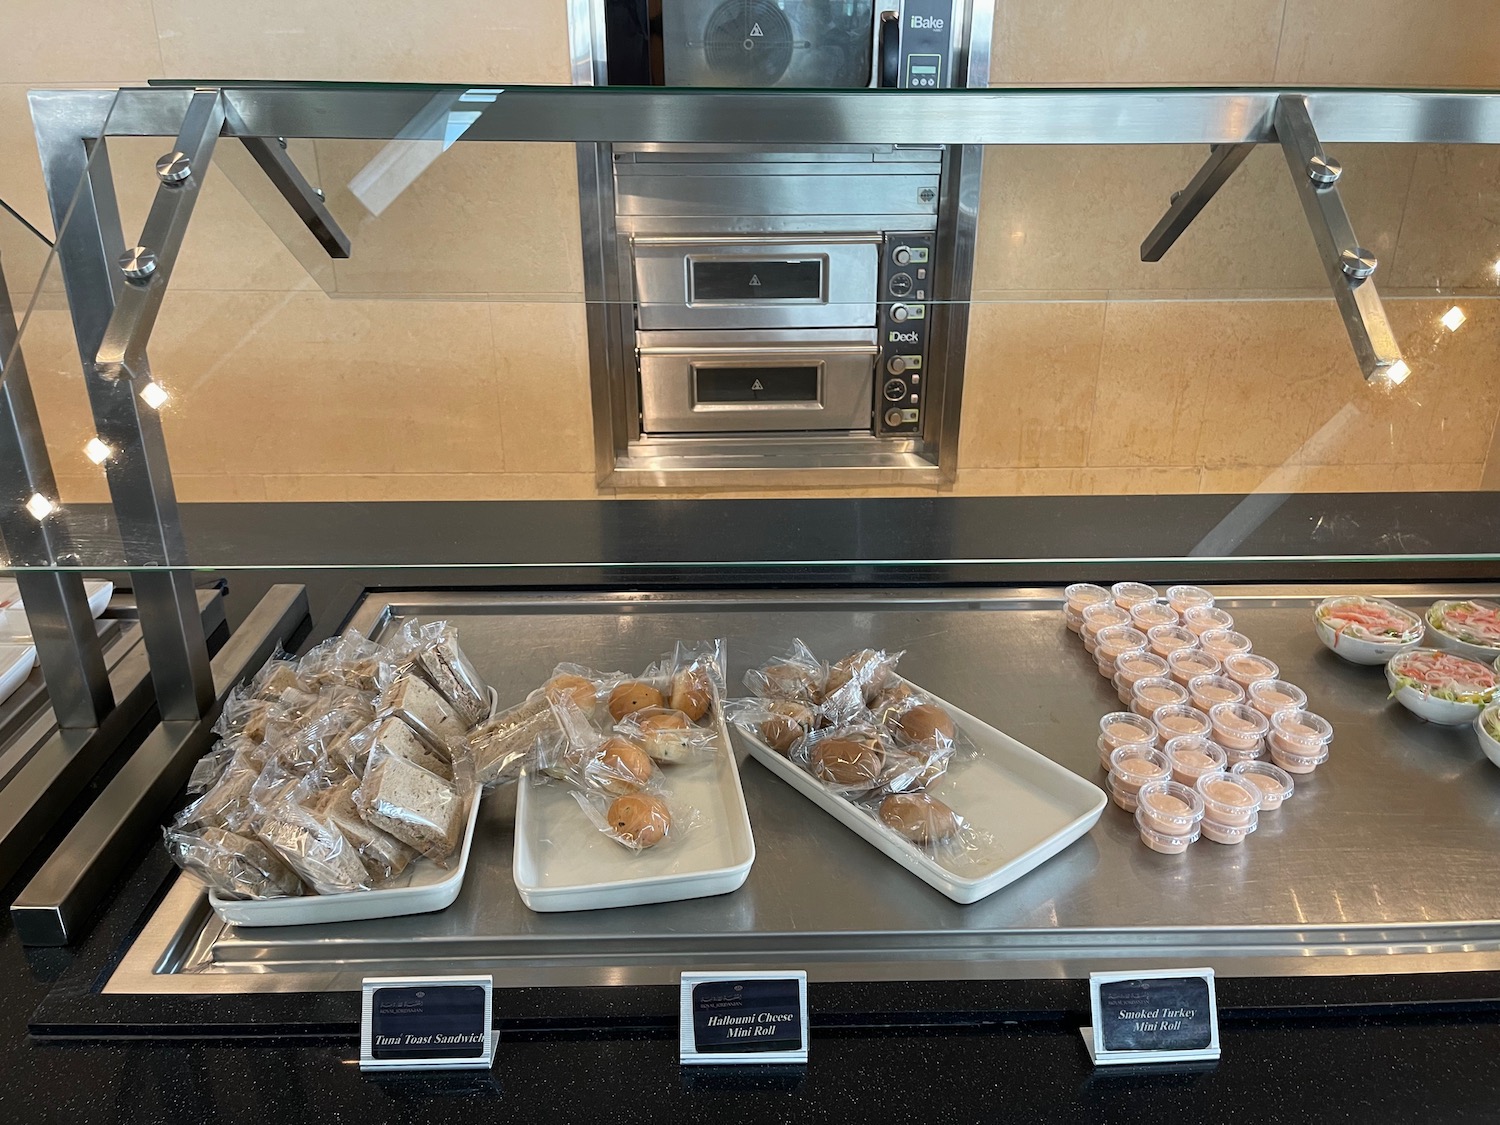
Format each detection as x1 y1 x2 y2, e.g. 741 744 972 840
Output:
1316 596 1423 644
1387 649 1500 705
1427 600 1500 649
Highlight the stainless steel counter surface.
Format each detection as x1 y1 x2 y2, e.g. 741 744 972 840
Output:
111 585 1500 993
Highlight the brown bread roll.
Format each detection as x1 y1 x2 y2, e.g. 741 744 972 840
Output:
760 700 815 754
608 681 664 721
894 703 956 744
607 793 671 848
545 673 598 711
586 736 655 795
879 793 959 845
810 736 884 791
669 670 713 722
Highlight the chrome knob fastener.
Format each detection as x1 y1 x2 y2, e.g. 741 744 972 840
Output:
118 246 158 281
1307 154 1342 185
155 151 192 184
1340 247 1378 279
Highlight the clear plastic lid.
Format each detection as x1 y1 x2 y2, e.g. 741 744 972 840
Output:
1163 734 1228 781
1130 601 1180 631
1201 816 1259 845
1152 703 1214 741
1135 778 1206 832
1096 625 1150 662
1195 771 1263 819
1111 582 1159 610
1314 595 1424 644
1231 760 1296 804
1208 701 1271 746
1200 629 1254 659
1166 585 1215 614
1387 648 1500 698
1168 648 1221 682
1222 652 1280 687
1187 674 1245 710
1117 651 1170 681
1082 601 1132 640
1065 583 1112 610
1182 606 1235 637
1132 676 1191 714
1135 819 1202 853
1247 678 1309 716
1270 708 1334 750
1100 711 1157 747
1108 744 1171 785
1147 624 1200 657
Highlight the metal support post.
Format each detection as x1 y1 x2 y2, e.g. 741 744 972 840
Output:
31 90 217 721
1273 94 1405 382
0 252 113 728
1140 142 1256 261
227 105 351 258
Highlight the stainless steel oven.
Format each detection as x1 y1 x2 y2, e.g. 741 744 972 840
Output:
570 0 994 486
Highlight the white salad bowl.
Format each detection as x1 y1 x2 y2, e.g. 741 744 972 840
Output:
1475 704 1500 769
1385 650 1495 726
1313 596 1423 666
1425 600 1500 664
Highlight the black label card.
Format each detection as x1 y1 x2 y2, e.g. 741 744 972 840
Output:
692 979 804 1054
1097 977 1214 1053
370 985 488 1061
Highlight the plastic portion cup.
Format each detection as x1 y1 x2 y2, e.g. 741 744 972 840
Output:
1135 778 1206 836
1152 703 1213 742
1187 674 1245 711
1100 711 1157 752
1222 652 1279 690
1231 760 1295 810
1195 772 1263 827
1065 583 1111 616
1183 605 1234 637
1202 817 1258 845
1163 734 1228 786
1131 676 1190 717
1167 585 1215 614
1130 601 1180 631
1208 702 1270 753
1268 709 1333 772
1147 624 1200 659
1137 820 1203 853
1065 605 1087 634
1095 625 1149 677
1168 647 1222 686
1111 582 1159 610
1201 629 1253 661
1108 746 1171 810
1115 651 1170 703
1248 678 1309 719
1082 602 1132 654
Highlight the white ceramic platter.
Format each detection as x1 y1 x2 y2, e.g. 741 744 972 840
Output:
0 645 36 707
737 681 1106 905
208 790 483 927
512 694 756 912
0 579 114 644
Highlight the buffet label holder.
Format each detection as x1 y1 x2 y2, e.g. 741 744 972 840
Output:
1082 968 1220 1066
360 975 497 1071
680 971 809 1065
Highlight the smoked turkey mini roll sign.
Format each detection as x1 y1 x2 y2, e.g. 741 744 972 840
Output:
1082 968 1220 1066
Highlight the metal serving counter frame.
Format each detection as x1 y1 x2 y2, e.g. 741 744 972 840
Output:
108 584 1500 996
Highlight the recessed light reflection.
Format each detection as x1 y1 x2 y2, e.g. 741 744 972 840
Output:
83 438 112 465
1441 306 1466 332
138 381 168 410
25 493 55 521
1385 359 1412 386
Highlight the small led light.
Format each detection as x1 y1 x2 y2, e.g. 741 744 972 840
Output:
1385 359 1412 386
83 437 112 465
25 493 54 521
139 381 169 410
1441 306 1466 332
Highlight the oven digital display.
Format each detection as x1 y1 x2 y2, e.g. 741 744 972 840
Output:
690 259 823 302
695 366 820 404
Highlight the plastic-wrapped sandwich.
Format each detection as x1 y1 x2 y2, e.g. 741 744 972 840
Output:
354 744 469 863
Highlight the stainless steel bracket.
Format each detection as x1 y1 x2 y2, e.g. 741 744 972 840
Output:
223 99 350 259
1273 93 1404 383
1139 142 1256 262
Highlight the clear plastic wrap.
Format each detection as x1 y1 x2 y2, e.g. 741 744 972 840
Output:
790 722 888 796
251 784 374 896
400 619 490 726
742 638 827 704
725 696 819 755
666 639 727 723
379 671 470 752
298 628 397 694
468 691 556 787
825 647 904 708
300 774 417 884
614 706 718 764
569 788 700 852
363 715 452 780
174 745 262 833
353 741 473 865
164 825 304 900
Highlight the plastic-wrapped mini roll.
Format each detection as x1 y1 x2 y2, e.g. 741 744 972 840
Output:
618 707 717 764
580 735 658 795
878 792 959 844
792 723 887 796
743 639 828 703
570 789 698 851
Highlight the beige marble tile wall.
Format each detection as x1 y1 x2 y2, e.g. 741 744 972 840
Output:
2 1 1498 506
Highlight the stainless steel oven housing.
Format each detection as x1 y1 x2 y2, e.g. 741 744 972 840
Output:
569 0 994 488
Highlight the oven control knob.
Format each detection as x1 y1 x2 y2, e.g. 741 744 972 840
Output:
891 305 910 322
885 408 905 428
893 246 912 266
887 356 908 375
884 378 908 402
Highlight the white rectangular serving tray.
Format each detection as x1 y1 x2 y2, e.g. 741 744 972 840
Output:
0 644 36 709
207 790 483 927
513 694 756 912
0 579 112 644
737 682 1106 905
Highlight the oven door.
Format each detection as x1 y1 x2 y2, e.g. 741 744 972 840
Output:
638 328 878 434
634 236 880 331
